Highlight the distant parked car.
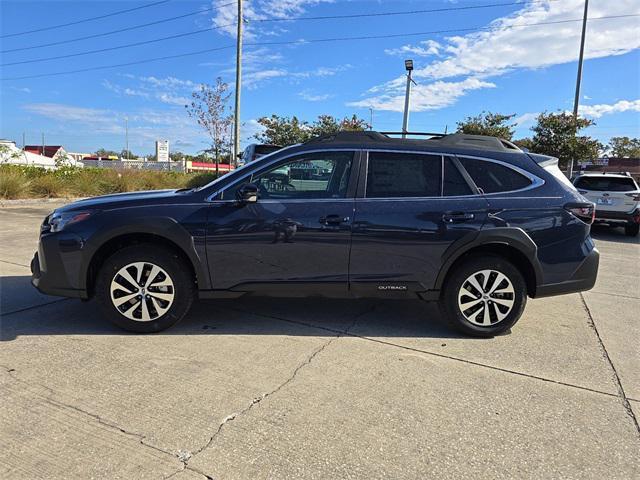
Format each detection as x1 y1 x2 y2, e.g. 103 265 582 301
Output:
573 172 640 237
239 144 281 165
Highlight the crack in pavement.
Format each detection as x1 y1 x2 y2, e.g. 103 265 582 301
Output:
1 298 70 317
580 293 640 437
182 303 378 472
224 306 626 402
0 258 30 268
1 365 211 480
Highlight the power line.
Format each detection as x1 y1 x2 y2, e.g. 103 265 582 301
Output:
2 0 550 54
0 0 172 39
5 6 636 68
2 14 638 81
1 3 235 54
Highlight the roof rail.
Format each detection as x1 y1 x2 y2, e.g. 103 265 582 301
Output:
304 130 523 153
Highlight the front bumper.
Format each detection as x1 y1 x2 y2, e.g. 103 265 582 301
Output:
534 246 599 298
31 233 88 299
594 208 640 225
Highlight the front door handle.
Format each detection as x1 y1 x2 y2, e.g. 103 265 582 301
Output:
320 214 349 225
442 212 475 223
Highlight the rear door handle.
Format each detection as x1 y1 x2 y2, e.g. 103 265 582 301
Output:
320 214 349 225
442 212 475 223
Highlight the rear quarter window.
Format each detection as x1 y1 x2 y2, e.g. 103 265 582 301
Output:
574 176 638 192
458 157 532 194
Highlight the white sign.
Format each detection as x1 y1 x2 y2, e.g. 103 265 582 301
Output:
156 140 169 162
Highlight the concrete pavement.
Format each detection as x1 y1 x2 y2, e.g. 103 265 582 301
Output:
0 201 638 479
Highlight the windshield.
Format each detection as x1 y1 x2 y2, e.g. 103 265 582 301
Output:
574 176 638 192
193 144 298 192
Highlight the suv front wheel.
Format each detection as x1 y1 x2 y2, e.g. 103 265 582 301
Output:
441 255 527 337
95 244 195 333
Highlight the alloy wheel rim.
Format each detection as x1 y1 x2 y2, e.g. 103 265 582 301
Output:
110 262 175 322
457 269 515 326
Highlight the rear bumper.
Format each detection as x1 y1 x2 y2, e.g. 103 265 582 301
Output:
594 208 640 225
534 246 599 298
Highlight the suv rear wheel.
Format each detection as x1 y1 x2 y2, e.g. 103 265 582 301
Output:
624 223 639 237
441 255 527 337
95 244 195 333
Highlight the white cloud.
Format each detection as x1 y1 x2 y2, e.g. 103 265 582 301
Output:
211 0 335 38
384 40 442 58
352 0 640 112
243 64 351 88
416 0 639 80
348 77 495 112
10 86 31 93
578 99 640 118
103 75 196 106
22 103 206 151
244 69 289 88
298 90 332 102
514 112 539 127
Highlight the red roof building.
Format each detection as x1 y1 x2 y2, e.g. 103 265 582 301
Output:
24 145 64 158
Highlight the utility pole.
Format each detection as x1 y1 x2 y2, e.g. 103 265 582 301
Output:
402 59 415 138
233 0 243 166
22 132 25 150
568 0 589 179
41 132 45 156
369 107 374 130
125 117 129 160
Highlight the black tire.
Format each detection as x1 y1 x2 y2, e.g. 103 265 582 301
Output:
440 255 527 337
95 244 195 333
625 224 639 237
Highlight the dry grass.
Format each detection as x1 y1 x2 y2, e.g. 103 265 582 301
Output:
0 165 220 199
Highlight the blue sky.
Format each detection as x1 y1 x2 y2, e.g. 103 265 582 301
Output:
1 0 638 155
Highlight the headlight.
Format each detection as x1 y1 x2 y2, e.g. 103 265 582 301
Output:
49 211 94 232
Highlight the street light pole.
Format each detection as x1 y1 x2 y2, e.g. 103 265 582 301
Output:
401 59 414 139
568 0 589 179
125 117 129 160
233 0 243 166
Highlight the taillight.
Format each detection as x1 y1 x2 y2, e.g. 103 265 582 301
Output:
624 193 640 201
565 202 595 225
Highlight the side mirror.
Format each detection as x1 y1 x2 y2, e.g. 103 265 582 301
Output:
236 183 259 204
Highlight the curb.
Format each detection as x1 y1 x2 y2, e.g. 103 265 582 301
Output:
0 197 86 207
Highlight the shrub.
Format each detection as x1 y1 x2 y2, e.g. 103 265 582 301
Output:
29 175 66 197
0 165 30 199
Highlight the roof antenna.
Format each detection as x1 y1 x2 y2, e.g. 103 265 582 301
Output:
444 125 448 134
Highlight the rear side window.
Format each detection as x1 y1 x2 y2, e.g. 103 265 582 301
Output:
574 176 638 192
459 157 531 194
443 157 473 196
366 152 440 198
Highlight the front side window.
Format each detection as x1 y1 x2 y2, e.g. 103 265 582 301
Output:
366 151 441 198
458 157 532 194
225 151 354 200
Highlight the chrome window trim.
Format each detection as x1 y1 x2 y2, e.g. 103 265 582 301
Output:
455 154 545 196
205 148 359 202
362 148 545 199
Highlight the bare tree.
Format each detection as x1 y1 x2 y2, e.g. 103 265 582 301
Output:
186 77 234 175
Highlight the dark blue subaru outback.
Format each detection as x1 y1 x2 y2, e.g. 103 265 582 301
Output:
31 132 599 337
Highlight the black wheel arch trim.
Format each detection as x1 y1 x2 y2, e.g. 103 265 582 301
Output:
80 216 210 292
434 227 543 292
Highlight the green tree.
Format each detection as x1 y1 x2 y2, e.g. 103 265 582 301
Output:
456 112 516 140
186 77 234 174
607 136 640 158
120 149 137 160
529 112 602 168
95 148 119 158
255 114 368 146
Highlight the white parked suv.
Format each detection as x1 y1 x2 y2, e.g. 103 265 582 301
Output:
573 172 640 237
